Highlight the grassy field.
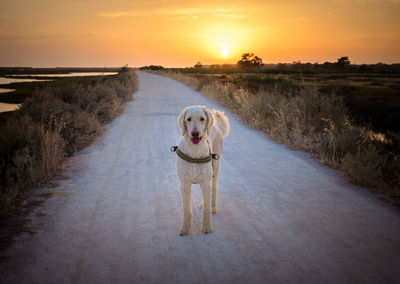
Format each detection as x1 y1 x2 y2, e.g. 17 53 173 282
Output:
0 69 138 217
0 67 120 76
155 68 400 206
162 72 400 134
0 75 119 104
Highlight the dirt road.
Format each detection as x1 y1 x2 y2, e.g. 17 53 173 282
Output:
1 71 400 283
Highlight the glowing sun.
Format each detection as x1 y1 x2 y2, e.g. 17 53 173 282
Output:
221 48 229 57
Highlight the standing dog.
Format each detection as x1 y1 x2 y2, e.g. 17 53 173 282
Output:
175 105 230 235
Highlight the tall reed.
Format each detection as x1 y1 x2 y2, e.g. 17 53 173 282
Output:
0 70 138 216
159 70 400 204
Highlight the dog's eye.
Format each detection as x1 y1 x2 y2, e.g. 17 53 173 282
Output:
187 117 191 122
200 117 205 121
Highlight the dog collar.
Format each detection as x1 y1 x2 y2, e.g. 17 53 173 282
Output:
171 146 219 163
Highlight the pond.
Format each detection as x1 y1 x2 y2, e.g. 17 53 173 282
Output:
0 88 16 93
0 72 118 113
0 102 20 113
0 71 118 86
10 72 118 77
0 77 51 84
0 77 51 99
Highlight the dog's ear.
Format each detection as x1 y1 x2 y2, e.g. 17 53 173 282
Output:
177 108 188 136
204 107 214 135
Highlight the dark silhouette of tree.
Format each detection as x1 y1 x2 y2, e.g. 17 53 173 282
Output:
139 65 164 70
119 64 129 73
337 56 350 67
237 53 264 69
194 62 203 68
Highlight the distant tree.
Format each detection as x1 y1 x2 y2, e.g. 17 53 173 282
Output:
194 62 203 68
119 64 129 73
210 64 221 69
139 65 164 70
276 63 287 69
359 64 372 72
336 56 350 67
237 53 264 69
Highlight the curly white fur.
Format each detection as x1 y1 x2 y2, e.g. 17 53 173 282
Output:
176 105 230 235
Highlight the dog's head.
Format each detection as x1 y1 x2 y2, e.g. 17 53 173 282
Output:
177 106 214 145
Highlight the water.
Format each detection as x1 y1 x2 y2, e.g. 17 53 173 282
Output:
0 78 49 97
0 102 20 113
0 72 118 112
0 72 117 85
0 88 15 93
10 72 117 78
0 77 51 84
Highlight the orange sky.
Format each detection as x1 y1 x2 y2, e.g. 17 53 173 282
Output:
0 0 399 67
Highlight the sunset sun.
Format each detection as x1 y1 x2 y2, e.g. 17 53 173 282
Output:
221 48 229 57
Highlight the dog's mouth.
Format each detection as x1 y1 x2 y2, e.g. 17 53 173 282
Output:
191 136 202 145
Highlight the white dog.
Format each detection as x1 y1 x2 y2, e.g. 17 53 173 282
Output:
174 105 230 235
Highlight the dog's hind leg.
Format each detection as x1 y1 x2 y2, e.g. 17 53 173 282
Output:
179 182 192 236
200 180 213 234
211 159 220 214
199 160 220 213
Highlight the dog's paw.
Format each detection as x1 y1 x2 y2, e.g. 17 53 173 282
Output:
179 225 192 236
201 224 214 234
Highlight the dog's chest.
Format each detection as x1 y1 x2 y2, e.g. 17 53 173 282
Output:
176 159 213 184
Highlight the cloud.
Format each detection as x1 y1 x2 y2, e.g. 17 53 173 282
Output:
97 11 143 18
346 33 400 43
213 13 246 19
97 7 248 19
280 17 309 22
1 33 98 40
97 12 129 18
157 7 247 18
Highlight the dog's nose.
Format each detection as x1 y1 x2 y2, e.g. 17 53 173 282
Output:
191 131 199 138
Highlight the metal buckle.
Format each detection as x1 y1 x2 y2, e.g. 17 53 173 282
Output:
211 153 219 160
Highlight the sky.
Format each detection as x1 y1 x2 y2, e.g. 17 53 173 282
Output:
0 0 399 67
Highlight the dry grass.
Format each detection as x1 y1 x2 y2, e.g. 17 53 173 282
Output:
19 89 103 156
159 70 400 204
0 115 65 214
0 70 138 216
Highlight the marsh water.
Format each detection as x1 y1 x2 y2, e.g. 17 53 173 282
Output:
9 72 117 78
0 72 117 113
0 102 20 113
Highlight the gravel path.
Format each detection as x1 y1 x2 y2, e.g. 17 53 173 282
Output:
1 71 400 283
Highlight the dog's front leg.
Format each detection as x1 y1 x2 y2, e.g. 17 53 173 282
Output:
211 159 220 214
179 182 192 235
200 180 213 234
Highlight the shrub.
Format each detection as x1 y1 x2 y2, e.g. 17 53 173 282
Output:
81 84 120 124
342 143 385 187
0 115 65 214
0 70 138 216
20 89 103 156
158 70 400 203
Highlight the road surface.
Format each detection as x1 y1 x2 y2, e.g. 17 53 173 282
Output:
1 71 400 283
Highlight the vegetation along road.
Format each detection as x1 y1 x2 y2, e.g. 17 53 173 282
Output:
1 71 399 283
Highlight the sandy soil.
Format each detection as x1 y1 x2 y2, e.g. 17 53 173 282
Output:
1 71 400 283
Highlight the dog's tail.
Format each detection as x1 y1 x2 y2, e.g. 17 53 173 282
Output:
212 109 230 137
